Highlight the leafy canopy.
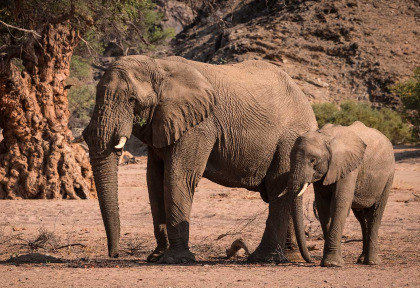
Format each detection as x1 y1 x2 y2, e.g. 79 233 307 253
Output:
0 0 174 56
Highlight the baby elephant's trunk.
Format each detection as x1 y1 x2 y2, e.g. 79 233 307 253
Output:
292 193 312 263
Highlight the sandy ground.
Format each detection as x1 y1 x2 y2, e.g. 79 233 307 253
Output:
0 146 419 287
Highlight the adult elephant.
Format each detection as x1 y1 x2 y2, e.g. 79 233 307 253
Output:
83 55 317 263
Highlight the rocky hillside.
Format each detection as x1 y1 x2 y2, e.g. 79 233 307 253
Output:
169 0 420 108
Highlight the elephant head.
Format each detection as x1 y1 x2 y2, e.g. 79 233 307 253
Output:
83 56 215 257
289 124 367 193
286 124 366 261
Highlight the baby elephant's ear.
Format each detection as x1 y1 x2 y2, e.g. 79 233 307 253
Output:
323 130 367 185
152 60 216 148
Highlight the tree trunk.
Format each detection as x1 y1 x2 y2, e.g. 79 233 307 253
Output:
0 22 95 199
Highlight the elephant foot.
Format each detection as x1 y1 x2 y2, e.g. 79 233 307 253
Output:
158 248 196 264
248 247 288 263
147 246 167 263
357 253 381 265
356 253 365 264
321 254 345 267
363 255 381 265
108 248 119 258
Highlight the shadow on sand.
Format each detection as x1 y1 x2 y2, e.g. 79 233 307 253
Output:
394 145 420 162
0 253 317 268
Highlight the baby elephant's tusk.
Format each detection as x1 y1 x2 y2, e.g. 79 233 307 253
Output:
114 137 127 149
278 190 288 198
297 183 309 197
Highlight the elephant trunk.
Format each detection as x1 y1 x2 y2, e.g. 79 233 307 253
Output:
288 163 312 263
292 194 312 263
90 152 120 257
83 102 133 258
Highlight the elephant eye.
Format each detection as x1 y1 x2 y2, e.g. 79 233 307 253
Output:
310 157 316 165
129 96 136 104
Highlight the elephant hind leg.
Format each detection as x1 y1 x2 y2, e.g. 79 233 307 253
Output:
248 175 290 263
352 208 368 264
364 175 393 265
247 196 291 263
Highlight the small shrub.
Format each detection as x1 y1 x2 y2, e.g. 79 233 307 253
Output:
312 101 411 144
390 67 420 142
312 102 338 128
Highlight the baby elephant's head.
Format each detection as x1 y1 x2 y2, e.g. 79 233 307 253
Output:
288 124 366 197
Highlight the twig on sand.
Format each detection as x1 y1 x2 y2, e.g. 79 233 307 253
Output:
216 207 268 240
55 243 86 250
343 239 363 243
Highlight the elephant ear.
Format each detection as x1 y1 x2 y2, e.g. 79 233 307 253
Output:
323 128 367 185
151 60 216 148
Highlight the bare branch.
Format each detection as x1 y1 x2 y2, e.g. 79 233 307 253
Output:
78 35 106 70
126 21 150 45
0 19 41 38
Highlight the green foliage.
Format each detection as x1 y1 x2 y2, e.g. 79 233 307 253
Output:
68 83 96 130
133 115 147 127
312 101 412 144
91 0 175 55
70 55 92 80
391 67 420 112
0 0 174 56
68 56 95 131
148 27 176 46
312 102 338 128
390 67 420 142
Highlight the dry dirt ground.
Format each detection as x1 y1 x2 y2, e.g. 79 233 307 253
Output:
0 146 419 287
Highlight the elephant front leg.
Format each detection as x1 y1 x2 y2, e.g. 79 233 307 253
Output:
321 174 357 267
159 170 199 264
146 150 169 262
314 187 332 257
158 136 213 264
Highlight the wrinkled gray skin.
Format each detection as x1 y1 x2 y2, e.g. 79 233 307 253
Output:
83 55 317 264
288 122 395 267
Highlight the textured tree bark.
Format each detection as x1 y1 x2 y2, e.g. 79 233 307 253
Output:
0 22 95 199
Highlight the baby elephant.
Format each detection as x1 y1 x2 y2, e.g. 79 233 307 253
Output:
289 121 394 267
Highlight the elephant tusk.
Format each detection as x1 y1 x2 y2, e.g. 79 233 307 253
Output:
278 190 288 198
297 183 309 197
114 137 127 149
